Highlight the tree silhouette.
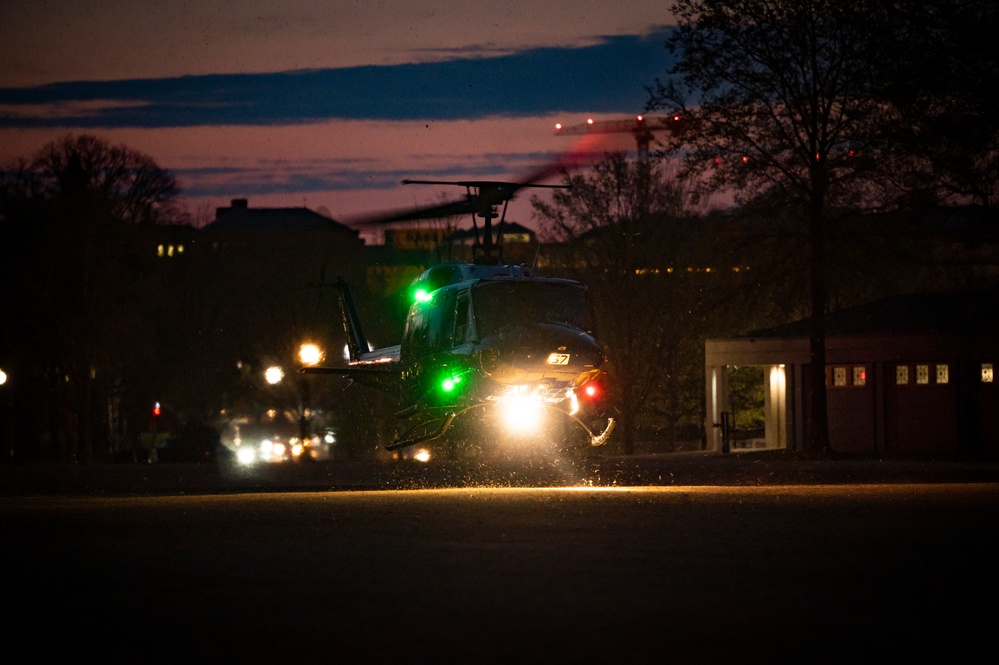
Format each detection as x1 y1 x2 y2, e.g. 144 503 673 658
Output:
877 0 999 208
1 134 186 462
649 0 903 453
534 154 739 453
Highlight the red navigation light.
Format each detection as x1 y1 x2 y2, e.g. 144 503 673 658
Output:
579 380 603 400
153 401 161 416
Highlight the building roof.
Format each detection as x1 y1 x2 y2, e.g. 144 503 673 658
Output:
205 198 359 236
746 291 999 338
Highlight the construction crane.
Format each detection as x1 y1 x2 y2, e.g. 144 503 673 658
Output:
554 115 686 157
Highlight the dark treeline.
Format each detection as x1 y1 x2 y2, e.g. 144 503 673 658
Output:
639 0 999 452
0 135 373 464
1 135 193 463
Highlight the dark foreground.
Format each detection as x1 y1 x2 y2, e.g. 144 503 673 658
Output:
3 453 998 663
3 450 999 496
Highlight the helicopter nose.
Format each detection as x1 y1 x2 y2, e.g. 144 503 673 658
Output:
479 324 604 383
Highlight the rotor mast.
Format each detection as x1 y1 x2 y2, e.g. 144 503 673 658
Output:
468 183 511 265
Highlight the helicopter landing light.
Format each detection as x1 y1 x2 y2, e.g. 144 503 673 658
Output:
499 390 544 434
567 389 580 416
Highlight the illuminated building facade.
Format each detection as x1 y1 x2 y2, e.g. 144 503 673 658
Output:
705 291 999 457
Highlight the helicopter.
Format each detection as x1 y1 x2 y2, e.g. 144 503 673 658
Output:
302 143 617 455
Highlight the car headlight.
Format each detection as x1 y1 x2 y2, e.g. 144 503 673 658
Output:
236 446 256 465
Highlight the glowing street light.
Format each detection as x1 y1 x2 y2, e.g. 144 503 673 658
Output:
297 342 324 442
299 342 323 367
265 366 284 385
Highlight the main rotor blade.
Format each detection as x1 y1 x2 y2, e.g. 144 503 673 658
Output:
349 197 479 226
342 132 615 228
517 131 615 185
400 179 566 189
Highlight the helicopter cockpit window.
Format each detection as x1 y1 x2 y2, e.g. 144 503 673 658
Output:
428 289 456 351
403 306 429 358
454 291 471 345
472 281 590 337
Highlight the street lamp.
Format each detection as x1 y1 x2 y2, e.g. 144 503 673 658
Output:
264 365 284 385
298 343 323 367
0 367 9 460
297 343 324 442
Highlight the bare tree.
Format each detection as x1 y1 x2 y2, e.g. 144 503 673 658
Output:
649 0 901 452
533 154 714 453
878 0 999 208
33 134 186 225
2 134 186 462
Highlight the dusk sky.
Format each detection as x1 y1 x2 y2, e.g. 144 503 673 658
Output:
1 1 677 237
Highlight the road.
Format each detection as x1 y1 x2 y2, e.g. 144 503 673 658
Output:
2 454 998 662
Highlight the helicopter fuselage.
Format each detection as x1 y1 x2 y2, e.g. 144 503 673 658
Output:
306 158 617 453
311 262 615 451
396 264 613 448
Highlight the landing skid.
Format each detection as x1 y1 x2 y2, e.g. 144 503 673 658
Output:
386 403 488 451
571 415 616 447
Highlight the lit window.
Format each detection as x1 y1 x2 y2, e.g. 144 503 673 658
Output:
916 364 929 385
983 363 994 383
935 364 949 384
833 367 847 386
853 366 866 386
896 365 909 385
